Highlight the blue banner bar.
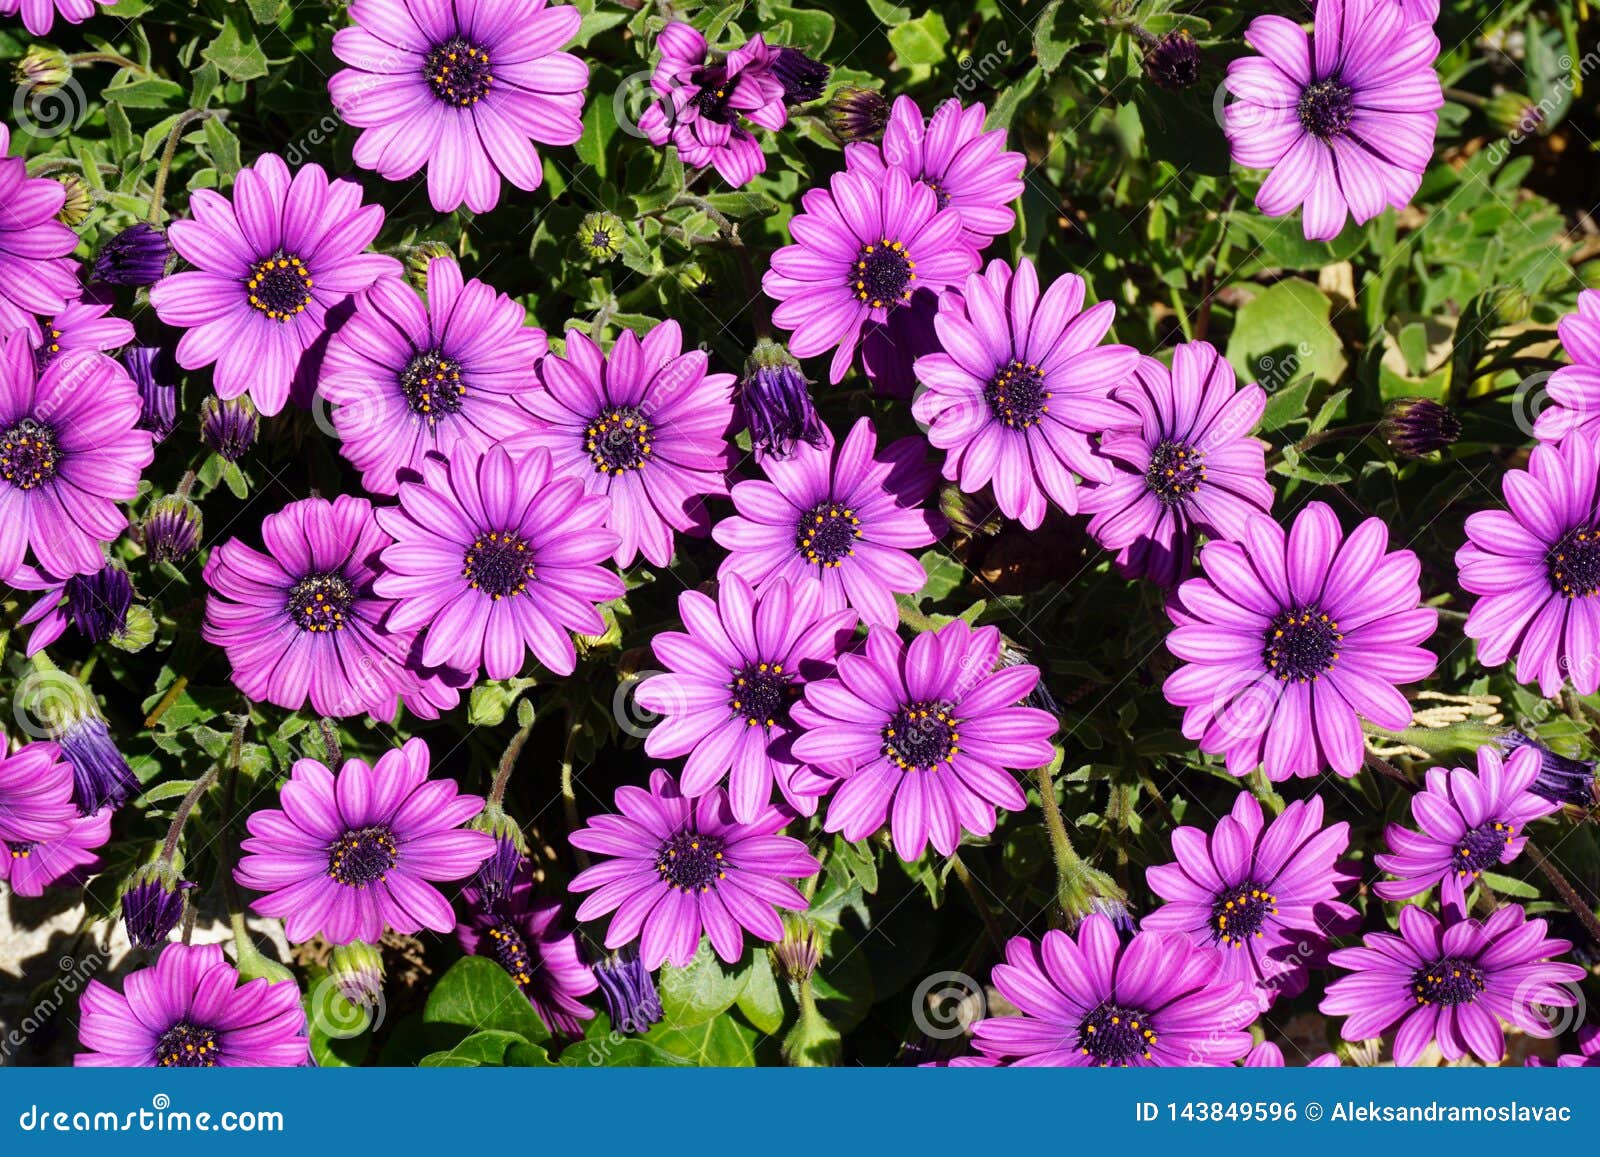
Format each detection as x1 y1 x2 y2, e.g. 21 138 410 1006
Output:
2 1069 1593 1155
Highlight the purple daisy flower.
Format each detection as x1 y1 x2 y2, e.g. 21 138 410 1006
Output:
764 166 978 384
1243 1041 1341 1066
633 575 857 821
1080 341 1274 587
638 23 787 188
236 738 495 945
1143 791 1356 1005
970 916 1256 1067
322 258 549 496
1374 744 1561 912
373 445 622 680
2 808 110 897
910 257 1140 529
149 153 400 416
31 292 135 372
790 620 1056 861
0 741 76 847
76 943 307 1067
0 338 154 582
1458 434 1600 696
330 0 586 214
713 416 944 630
1535 290 1600 445
0 139 79 340
1224 0 1442 241
456 866 598 1036
568 769 820 970
1 0 111 35
1321 904 1585 1066
844 95 1025 249
515 321 737 569
1163 502 1438 780
203 494 463 721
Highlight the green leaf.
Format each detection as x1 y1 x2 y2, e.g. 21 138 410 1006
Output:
1225 278 1349 394
1257 376 1316 434
768 6 834 55
734 952 785 1035
419 1028 525 1067
557 1035 692 1066
1033 1 1070 75
202 16 270 83
424 956 550 1044
103 77 184 110
657 939 751 1028
647 1013 758 1065
887 12 948 67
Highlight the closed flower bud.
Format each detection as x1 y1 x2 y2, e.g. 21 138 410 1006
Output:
200 394 258 461
740 340 826 459
772 46 829 104
141 495 203 565
772 913 822 982
64 563 133 645
34 666 138 813
56 175 92 228
826 86 889 142
576 211 624 263
122 862 193 951
405 242 454 291
1485 91 1545 139
14 46 70 94
93 223 169 286
1380 397 1460 458
329 941 385 1008
592 947 663 1034
469 805 527 912
1497 731 1597 807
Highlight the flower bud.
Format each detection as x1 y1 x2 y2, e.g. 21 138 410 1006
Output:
1497 731 1597 807
200 394 258 461
773 47 829 104
577 211 624 263
14 46 70 94
740 340 826 459
592 947 663 1035
771 912 822 983
141 495 203 565
329 941 385 1008
122 862 193 951
1485 91 1545 139
1141 30 1202 91
93 223 169 286
122 345 177 442
405 242 454 291
1380 397 1460 459
56 175 92 228
826 87 889 143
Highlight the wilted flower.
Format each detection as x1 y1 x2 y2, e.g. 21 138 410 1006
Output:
772 46 829 104
1498 731 1598 807
1381 397 1460 458
59 707 138 815
122 346 177 441
592 948 663 1035
739 340 825 459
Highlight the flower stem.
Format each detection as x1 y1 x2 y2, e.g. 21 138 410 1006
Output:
949 851 1006 952
159 766 218 865
70 51 146 73
147 110 210 226
488 712 536 807
1034 748 1124 923
557 716 591 869
317 717 342 768
142 675 188 728
1525 842 1600 946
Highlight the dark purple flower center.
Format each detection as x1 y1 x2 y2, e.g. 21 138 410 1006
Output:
34 320 61 371
1297 79 1355 140
1262 606 1342 683
656 830 727 892
1145 440 1206 504
288 572 354 633
1452 820 1514 879
1077 1002 1157 1066
0 417 60 490
729 661 795 728
425 37 493 107
462 530 535 599
247 252 313 322
1547 527 1600 599
883 699 960 772
486 916 535 990
796 502 862 568
327 825 398 889
690 66 740 124
921 177 952 211
586 406 652 474
986 359 1051 429
1210 882 1277 947
851 239 917 309
6 841 35 858
1412 957 1486 1007
156 1022 220 1067
400 349 465 421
